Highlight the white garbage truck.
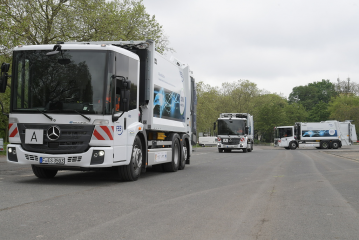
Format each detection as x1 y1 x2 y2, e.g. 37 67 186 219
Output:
274 120 357 149
0 40 197 181
214 113 254 153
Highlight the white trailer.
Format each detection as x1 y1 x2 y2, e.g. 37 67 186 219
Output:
0 40 197 181
214 113 254 153
198 136 217 147
274 120 357 149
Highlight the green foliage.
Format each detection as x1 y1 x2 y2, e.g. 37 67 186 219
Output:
283 102 308 125
328 94 359 136
288 79 336 117
308 101 330 122
196 81 219 136
251 94 288 142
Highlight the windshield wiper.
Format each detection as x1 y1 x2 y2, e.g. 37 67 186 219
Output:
72 110 91 122
37 109 54 121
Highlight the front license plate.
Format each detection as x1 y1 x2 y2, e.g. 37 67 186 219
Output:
25 129 44 144
40 157 65 165
226 145 235 148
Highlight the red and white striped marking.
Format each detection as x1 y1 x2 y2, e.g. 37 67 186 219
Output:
9 123 19 138
92 126 114 140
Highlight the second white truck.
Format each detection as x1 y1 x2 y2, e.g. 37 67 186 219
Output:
214 113 254 153
274 120 357 149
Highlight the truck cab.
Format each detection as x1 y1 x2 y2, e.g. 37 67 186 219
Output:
274 126 297 149
214 113 254 153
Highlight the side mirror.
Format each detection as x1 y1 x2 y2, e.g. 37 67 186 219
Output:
0 63 10 93
213 122 216 130
1 63 10 72
245 126 249 135
115 77 131 112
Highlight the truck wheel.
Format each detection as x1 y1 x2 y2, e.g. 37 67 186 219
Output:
248 143 252 152
163 135 180 172
120 135 142 181
290 142 297 150
31 165 58 178
331 141 339 149
218 148 223 153
320 141 329 149
178 141 187 170
243 148 247 153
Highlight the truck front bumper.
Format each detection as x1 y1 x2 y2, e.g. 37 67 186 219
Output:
217 143 248 149
6 144 124 168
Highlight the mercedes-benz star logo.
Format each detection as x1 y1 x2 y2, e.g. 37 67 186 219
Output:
47 126 60 141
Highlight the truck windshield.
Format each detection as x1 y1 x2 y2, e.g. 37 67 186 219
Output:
11 50 108 114
274 127 293 138
218 119 246 135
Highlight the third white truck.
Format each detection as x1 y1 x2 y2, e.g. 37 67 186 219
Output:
274 120 357 149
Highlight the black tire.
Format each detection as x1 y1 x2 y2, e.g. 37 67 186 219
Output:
218 148 223 153
120 135 143 181
163 135 180 172
243 148 247 153
290 142 297 150
320 141 329 149
178 140 187 170
331 141 339 149
31 165 58 178
224 149 231 153
248 143 252 152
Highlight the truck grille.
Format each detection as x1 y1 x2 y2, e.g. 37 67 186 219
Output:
222 138 240 145
18 124 95 154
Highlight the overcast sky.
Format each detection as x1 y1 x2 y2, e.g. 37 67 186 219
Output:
142 0 359 98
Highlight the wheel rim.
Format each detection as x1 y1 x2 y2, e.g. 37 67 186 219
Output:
323 142 328 148
132 145 142 169
183 146 187 162
174 143 179 164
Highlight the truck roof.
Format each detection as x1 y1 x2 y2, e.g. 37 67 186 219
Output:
13 43 139 60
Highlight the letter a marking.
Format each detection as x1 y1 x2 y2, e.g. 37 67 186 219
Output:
31 131 38 142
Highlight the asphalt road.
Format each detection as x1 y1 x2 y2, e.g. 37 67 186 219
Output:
1 145 359 240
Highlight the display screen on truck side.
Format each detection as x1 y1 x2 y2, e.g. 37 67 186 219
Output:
11 50 108 114
217 119 246 135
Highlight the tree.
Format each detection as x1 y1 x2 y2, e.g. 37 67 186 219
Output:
0 0 171 56
288 80 337 115
196 81 220 136
308 101 330 122
334 78 359 95
219 80 261 113
251 94 288 142
328 94 359 136
283 102 308 125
